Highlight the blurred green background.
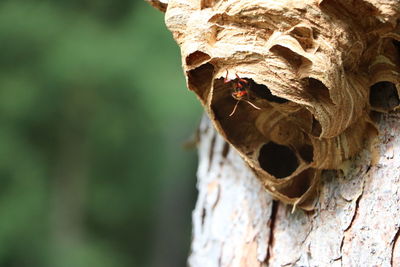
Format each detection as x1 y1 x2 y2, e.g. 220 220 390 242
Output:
0 0 201 266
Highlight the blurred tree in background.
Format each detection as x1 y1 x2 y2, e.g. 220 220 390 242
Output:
0 0 201 266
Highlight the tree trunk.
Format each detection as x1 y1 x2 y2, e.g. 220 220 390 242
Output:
147 0 400 265
190 112 400 267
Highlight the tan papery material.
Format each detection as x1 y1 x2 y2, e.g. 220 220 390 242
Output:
161 0 400 209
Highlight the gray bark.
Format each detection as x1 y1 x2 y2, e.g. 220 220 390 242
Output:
189 112 400 267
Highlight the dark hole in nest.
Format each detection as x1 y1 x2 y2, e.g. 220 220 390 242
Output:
393 39 400 65
186 51 211 66
270 45 303 69
311 117 322 137
369 81 399 111
394 39 400 53
299 144 313 163
209 78 261 140
277 168 313 198
249 80 289 104
289 27 314 51
302 77 333 104
200 0 218 9
258 142 298 178
187 63 214 101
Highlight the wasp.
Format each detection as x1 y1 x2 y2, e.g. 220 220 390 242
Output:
224 71 261 116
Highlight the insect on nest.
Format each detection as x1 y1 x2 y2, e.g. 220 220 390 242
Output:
224 71 261 116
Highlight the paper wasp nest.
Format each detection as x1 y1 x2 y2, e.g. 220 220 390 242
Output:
157 0 400 209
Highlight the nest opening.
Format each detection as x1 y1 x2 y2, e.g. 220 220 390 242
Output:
250 81 289 103
289 26 315 51
311 117 322 137
394 39 400 53
258 142 299 178
393 39 400 65
299 144 314 163
187 63 214 102
210 78 265 152
186 51 211 67
276 169 313 198
302 77 333 104
200 0 219 9
211 77 247 118
270 45 305 70
369 81 399 111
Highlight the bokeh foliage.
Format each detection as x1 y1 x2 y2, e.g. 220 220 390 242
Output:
0 1 201 266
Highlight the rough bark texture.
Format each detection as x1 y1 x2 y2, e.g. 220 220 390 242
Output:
190 111 400 267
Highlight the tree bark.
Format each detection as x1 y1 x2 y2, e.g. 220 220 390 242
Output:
190 111 400 267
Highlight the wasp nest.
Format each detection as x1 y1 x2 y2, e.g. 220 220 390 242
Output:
154 0 400 209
